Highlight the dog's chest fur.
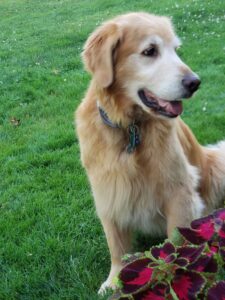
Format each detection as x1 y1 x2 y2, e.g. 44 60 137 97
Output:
78 111 199 235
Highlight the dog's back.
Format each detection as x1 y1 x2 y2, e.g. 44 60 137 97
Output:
177 118 225 210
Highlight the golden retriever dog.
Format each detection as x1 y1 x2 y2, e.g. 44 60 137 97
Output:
75 12 225 293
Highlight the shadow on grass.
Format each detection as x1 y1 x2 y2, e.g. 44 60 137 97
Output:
132 232 165 253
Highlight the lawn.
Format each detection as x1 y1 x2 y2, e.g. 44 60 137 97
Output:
0 0 225 299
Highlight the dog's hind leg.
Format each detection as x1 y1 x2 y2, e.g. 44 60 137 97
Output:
98 218 131 295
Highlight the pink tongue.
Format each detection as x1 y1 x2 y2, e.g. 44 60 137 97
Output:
158 99 183 115
168 101 183 115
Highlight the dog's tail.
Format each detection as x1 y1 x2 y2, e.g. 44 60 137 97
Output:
203 141 225 209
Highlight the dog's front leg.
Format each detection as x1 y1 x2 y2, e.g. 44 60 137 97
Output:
164 188 204 238
98 217 131 294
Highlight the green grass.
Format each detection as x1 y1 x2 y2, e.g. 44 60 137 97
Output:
0 0 225 299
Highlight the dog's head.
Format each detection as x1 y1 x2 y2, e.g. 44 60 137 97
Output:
82 13 201 119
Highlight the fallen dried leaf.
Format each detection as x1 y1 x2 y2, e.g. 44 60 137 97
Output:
10 117 21 127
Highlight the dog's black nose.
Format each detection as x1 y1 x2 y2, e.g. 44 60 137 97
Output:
182 74 201 94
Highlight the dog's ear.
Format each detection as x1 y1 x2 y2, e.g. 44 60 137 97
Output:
82 22 122 88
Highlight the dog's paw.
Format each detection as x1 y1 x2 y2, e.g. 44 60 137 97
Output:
98 279 115 295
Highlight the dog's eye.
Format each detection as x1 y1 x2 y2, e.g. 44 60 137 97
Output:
142 45 158 57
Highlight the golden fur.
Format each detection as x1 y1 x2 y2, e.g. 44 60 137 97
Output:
75 12 225 293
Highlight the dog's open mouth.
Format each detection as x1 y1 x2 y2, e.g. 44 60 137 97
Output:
138 89 183 118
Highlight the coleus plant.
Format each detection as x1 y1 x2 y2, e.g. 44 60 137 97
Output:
110 209 225 300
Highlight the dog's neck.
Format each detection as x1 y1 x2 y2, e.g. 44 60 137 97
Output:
94 83 175 154
96 87 148 128
97 102 142 153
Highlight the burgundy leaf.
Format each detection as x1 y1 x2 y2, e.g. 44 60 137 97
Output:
174 257 189 267
191 215 215 239
176 245 204 263
217 222 225 252
188 254 218 273
213 208 225 221
165 253 177 263
133 283 168 300
119 258 153 294
191 214 213 229
207 244 219 256
207 281 225 300
178 227 209 244
220 239 225 248
219 247 225 262
151 242 175 261
171 269 205 300
218 223 225 239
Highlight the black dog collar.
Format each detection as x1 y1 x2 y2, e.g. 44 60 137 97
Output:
97 103 141 153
